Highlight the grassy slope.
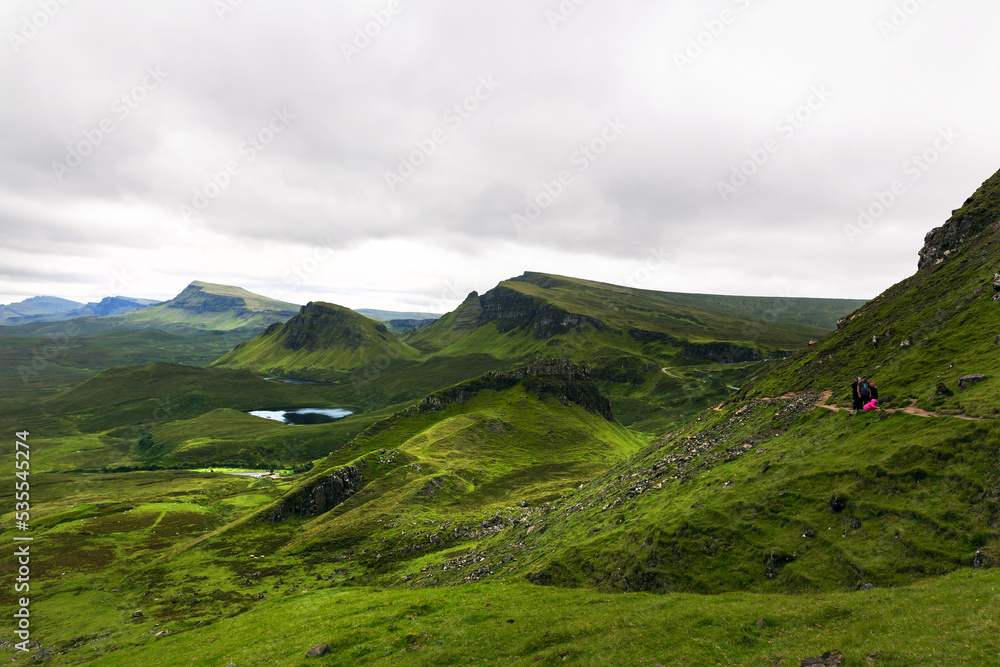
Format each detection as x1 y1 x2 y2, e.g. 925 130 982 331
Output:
213 302 420 378
3 391 998 665
13 362 383 471
459 398 999 595
52 572 1000 666
406 272 861 355
108 281 299 331
0 329 250 404
745 195 1000 418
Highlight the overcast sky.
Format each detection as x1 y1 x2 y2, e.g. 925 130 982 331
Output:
2 0 999 313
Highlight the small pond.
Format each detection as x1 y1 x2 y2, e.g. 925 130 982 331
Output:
247 408 353 425
263 376 331 386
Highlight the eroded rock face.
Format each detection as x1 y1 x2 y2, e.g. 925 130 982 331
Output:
476 286 540 331
682 341 762 364
474 286 609 339
264 464 363 521
917 168 1000 270
409 357 614 421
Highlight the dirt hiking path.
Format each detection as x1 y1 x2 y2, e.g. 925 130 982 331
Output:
787 390 986 421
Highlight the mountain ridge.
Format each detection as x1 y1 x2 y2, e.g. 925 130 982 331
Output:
0 281 300 337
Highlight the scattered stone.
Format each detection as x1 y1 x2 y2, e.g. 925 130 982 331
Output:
860 583 875 590
973 550 985 569
194 621 206 627
306 644 330 658
900 339 911 348
851 518 862 530
755 618 767 628
799 651 844 666
742 635 756 645
154 630 170 638
993 272 1000 293
802 528 815 539
958 374 988 391
828 494 848 513
932 382 954 399
131 610 143 618
866 651 880 663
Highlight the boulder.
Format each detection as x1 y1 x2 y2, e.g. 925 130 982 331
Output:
131 610 143 618
829 494 848 513
306 644 331 658
958 374 988 391
932 382 954 399
800 651 844 666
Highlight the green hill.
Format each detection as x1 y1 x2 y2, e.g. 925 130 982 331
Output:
408 272 861 354
212 301 420 377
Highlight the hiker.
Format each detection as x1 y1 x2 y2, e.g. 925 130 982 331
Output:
851 376 863 412
857 376 873 410
863 381 879 410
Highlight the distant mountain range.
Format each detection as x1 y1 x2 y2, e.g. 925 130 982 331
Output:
0 281 300 336
0 294 161 325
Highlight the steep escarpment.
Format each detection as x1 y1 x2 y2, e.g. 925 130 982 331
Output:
918 167 1000 270
410 357 613 421
148 281 299 327
264 464 364 521
476 286 610 339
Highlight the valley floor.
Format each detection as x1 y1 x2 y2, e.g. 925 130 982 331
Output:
6 571 999 665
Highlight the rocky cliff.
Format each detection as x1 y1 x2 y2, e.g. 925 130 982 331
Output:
409 357 614 421
918 167 1000 270
264 464 364 521
475 285 610 339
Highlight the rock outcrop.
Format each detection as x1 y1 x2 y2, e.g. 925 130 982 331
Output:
918 168 1000 270
409 357 614 421
264 464 363 521
474 285 610 339
681 341 763 364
